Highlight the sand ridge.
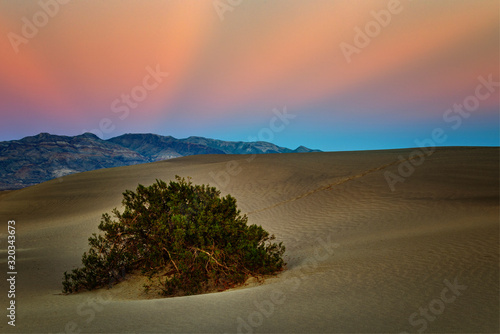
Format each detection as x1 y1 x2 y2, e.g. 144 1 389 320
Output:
0 147 498 333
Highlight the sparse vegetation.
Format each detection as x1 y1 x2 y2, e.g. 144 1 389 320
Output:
62 176 285 296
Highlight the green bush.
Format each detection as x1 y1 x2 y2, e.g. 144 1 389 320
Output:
62 176 285 296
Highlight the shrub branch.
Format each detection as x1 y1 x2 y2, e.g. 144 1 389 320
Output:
62 176 285 296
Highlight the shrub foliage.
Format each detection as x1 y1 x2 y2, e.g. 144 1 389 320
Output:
62 176 285 296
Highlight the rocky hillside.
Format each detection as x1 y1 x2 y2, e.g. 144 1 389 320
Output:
0 133 319 190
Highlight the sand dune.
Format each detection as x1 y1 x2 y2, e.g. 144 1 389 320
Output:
0 147 498 333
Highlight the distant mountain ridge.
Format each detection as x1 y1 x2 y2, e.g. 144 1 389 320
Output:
0 133 320 190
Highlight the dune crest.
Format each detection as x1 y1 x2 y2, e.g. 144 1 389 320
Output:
0 147 498 333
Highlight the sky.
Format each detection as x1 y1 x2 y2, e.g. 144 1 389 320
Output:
0 0 498 152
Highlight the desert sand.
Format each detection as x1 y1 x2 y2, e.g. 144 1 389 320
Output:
0 147 498 333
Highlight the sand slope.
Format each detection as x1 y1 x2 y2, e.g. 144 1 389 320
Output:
0 147 498 333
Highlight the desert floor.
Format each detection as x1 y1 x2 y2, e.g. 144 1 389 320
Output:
0 147 498 333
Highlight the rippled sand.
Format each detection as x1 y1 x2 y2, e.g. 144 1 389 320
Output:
0 147 498 333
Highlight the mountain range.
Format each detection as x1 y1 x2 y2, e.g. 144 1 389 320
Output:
0 133 319 190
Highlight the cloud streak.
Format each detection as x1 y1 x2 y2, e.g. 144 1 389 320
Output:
0 0 497 150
